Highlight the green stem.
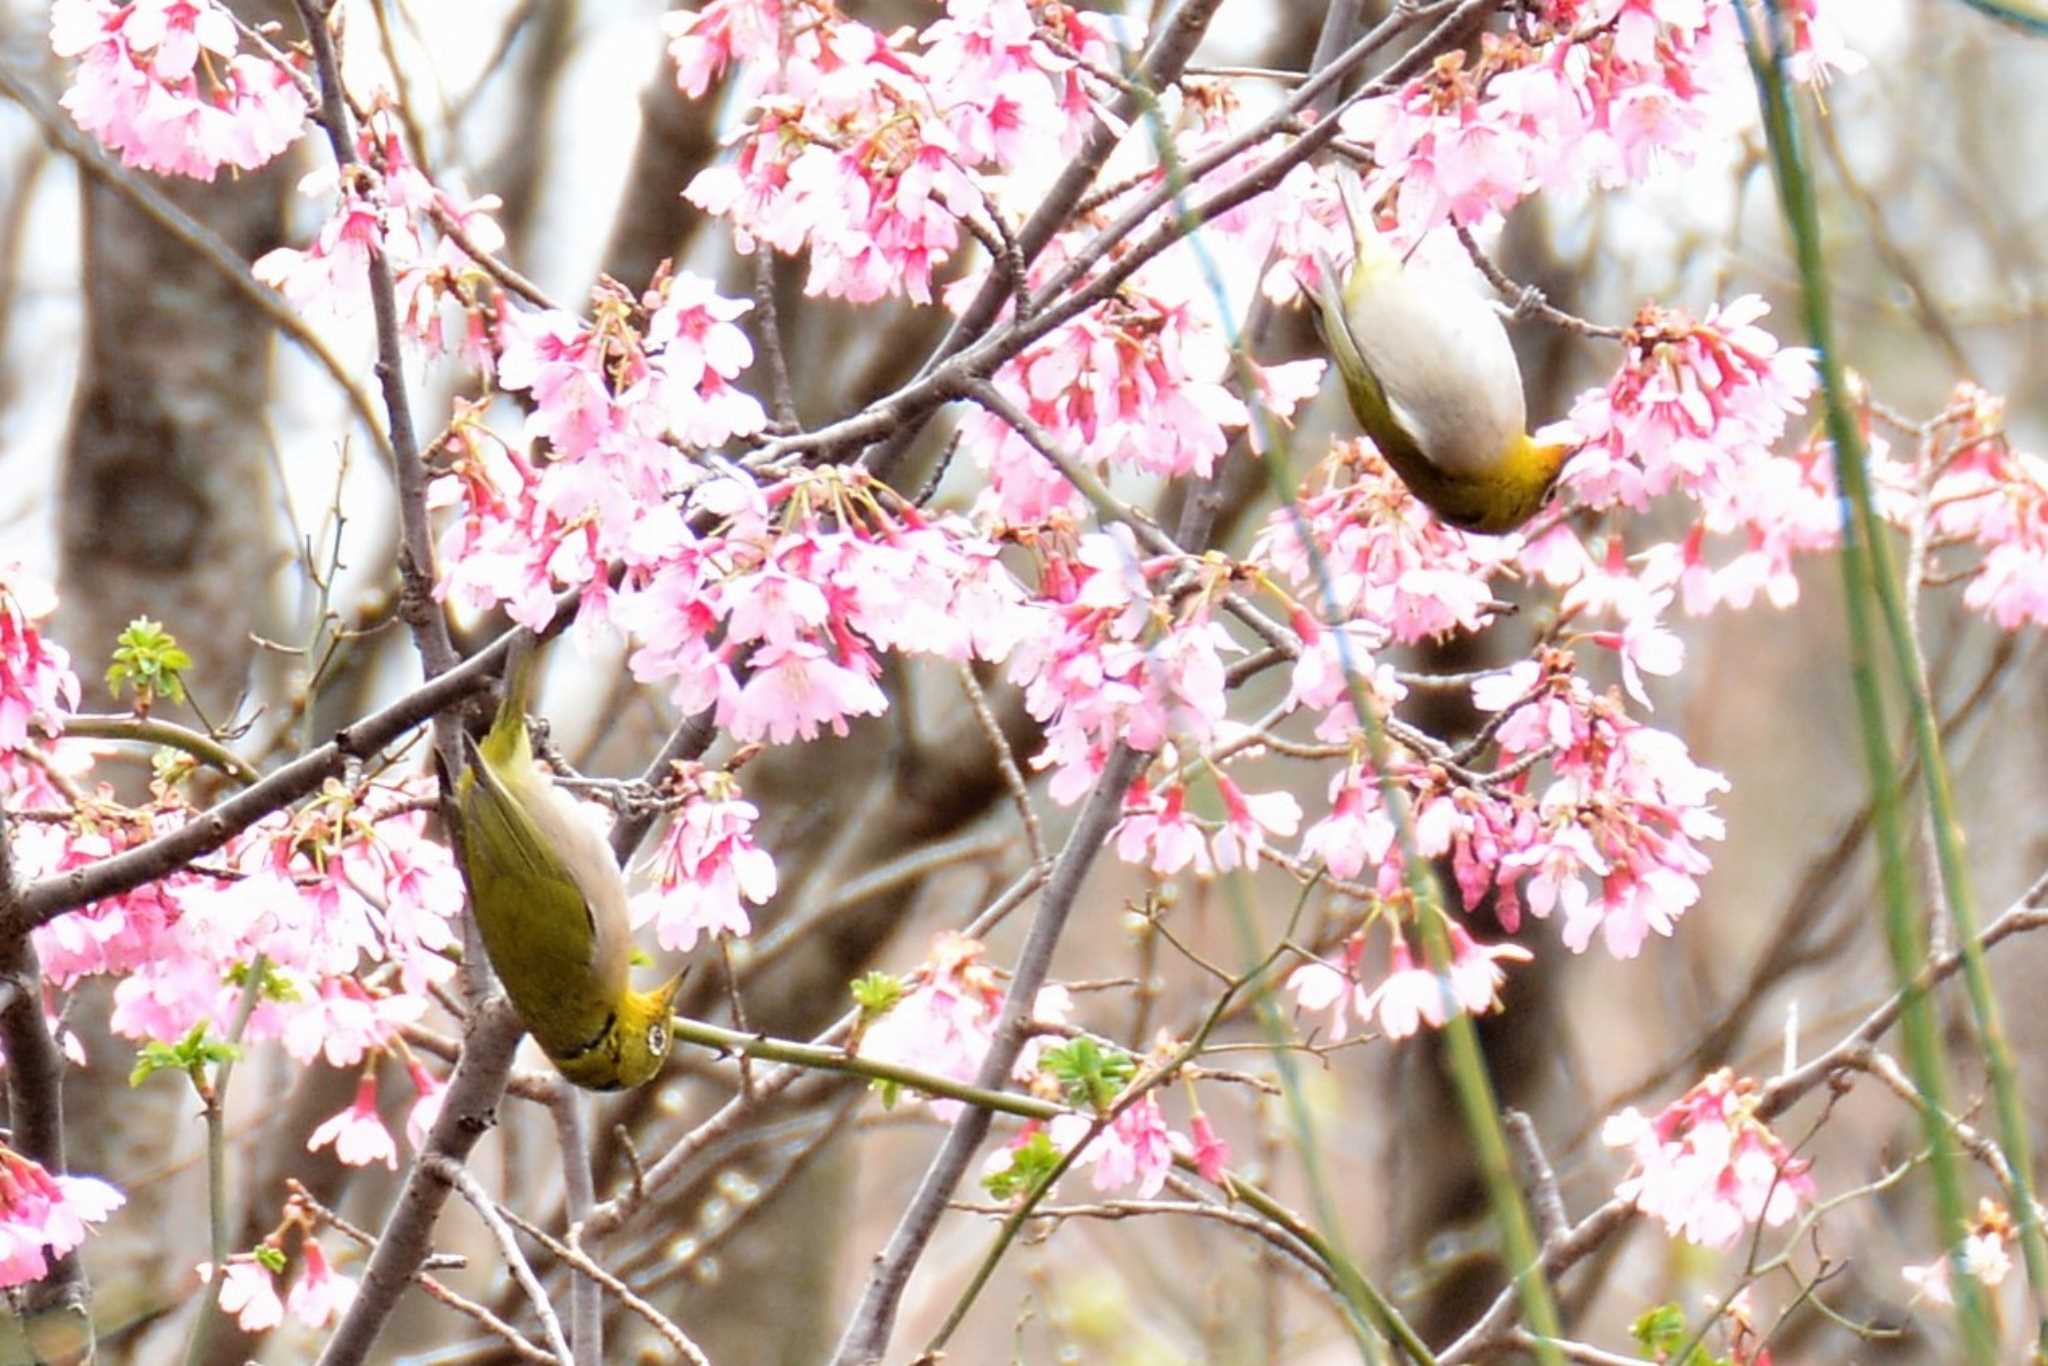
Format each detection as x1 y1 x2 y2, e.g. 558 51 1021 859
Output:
669 1015 1061 1123
181 954 270 1366
1738 8 2000 1360
61 715 262 787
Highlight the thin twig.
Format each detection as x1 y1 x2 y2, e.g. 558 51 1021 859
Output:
495 1205 712 1365
428 1157 574 1365
958 665 1045 869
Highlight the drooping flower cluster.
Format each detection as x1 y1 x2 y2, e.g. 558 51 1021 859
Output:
253 110 508 362
1005 525 1234 804
0 1144 124 1289
953 255 1324 523
22 776 463 1064
676 0 1128 304
1915 385 2048 632
0 569 79 753
632 763 776 952
1253 439 1520 651
1286 920 1531 1042
1542 297 1823 614
52 0 307 180
200 1226 361 1336
1474 651 1726 956
1604 1069 1815 1250
433 271 769 632
1329 0 1860 246
611 467 1038 747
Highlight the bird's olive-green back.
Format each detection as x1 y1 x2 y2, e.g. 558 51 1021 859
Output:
452 636 679 1090
457 736 620 1065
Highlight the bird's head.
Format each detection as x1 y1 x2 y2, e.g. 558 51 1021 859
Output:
608 973 685 1091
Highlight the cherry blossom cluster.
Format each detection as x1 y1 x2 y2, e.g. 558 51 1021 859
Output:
18 756 460 1173
51 0 307 181
855 931 1069 1120
953 251 1326 524
1914 384 2048 632
631 761 776 952
18 773 463 1093
612 467 1036 743
303 1060 444 1172
1472 649 1726 956
675 0 1127 303
1603 1069 1814 1251
433 269 768 631
856 932 1233 1199
253 110 511 366
1331 0 1860 246
202 1211 359 1335
1276 647 1724 963
1253 440 1519 651
1004 525 1237 806
0 569 79 754
1542 296 1823 615
1902 1197 2018 1308
1287 917 1530 1043
0 1144 124 1289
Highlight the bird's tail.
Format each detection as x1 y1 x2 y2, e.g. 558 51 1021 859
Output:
1334 171 1401 287
482 632 542 766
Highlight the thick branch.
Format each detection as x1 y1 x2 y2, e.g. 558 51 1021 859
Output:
10 633 521 931
313 1004 524 1366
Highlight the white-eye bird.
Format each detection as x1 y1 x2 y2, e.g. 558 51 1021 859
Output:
454 635 681 1091
1312 181 1571 534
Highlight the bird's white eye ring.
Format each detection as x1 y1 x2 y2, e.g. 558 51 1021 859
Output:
647 1023 668 1053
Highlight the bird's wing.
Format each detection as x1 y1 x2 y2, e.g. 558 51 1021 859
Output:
1314 259 1424 450
458 736 614 1051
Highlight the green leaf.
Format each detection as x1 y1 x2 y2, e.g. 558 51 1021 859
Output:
850 970 905 1018
983 1130 1061 1201
252 1244 288 1275
224 959 300 1003
1631 1304 1686 1355
1038 1037 1135 1111
105 618 193 711
129 1021 239 1087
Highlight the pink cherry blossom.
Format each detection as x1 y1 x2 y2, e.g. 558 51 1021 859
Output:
53 0 308 180
1286 932 1366 1041
1085 1093 1174 1199
632 767 776 952
200 1255 284 1332
307 1074 399 1171
0 569 80 752
856 933 1006 1119
1114 779 1214 879
0 1146 123 1289
1902 1201 2015 1307
1363 932 1449 1041
1603 1069 1815 1250
285 1237 358 1330
1180 1112 1230 1184
1208 772 1301 873
1252 440 1515 654
403 1059 447 1154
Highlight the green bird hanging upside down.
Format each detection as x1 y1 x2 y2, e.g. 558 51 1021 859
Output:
1312 176 1573 535
454 635 682 1091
